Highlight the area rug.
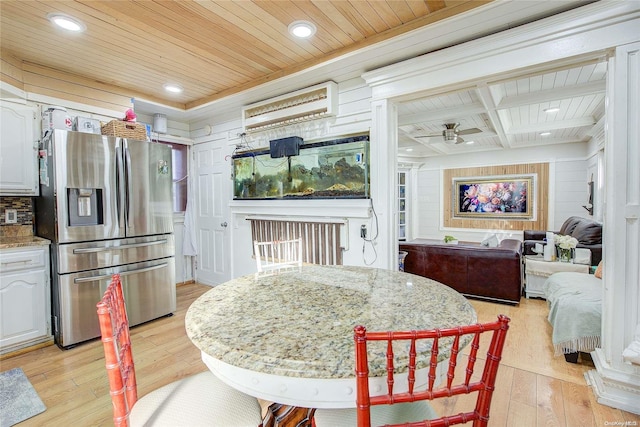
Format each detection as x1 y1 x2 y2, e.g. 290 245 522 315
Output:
0 368 46 427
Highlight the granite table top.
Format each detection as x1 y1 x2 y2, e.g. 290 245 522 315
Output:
186 264 477 381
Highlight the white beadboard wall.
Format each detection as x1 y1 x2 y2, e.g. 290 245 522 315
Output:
190 78 376 271
411 142 599 243
190 77 371 144
553 159 591 228
414 168 442 240
190 77 603 271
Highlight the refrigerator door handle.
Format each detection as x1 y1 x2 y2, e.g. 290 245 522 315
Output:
115 145 125 228
125 145 133 228
73 263 169 283
72 239 168 254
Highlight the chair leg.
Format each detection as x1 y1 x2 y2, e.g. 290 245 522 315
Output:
564 351 579 363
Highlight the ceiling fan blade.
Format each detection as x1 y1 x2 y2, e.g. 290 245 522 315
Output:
457 127 482 135
415 125 482 141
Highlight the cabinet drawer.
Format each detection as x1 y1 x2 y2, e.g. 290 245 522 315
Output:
0 248 46 273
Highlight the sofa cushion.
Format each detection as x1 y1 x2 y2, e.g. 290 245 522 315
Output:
571 220 602 244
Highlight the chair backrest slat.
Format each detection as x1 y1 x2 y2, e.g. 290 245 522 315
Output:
254 238 303 275
465 332 482 386
385 336 395 396
355 315 510 427
97 274 138 427
446 334 461 390
428 336 439 391
408 336 417 395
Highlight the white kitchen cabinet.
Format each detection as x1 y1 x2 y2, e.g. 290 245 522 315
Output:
0 245 51 354
0 101 39 196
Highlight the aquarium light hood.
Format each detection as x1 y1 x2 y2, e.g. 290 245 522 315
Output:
242 81 338 133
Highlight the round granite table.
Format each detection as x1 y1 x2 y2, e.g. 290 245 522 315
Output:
186 265 477 424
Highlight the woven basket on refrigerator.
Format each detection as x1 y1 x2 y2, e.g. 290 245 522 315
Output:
101 120 147 140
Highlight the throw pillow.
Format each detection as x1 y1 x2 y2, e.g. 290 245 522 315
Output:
594 260 603 278
481 234 499 247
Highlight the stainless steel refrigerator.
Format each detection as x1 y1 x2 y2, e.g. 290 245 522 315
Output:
36 129 175 348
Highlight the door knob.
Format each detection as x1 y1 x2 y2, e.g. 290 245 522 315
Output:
221 222 228 227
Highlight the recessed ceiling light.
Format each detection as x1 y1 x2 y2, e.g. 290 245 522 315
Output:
543 107 560 113
465 141 475 145
163 84 183 94
47 13 85 32
406 148 414 152
540 132 552 136
288 20 316 38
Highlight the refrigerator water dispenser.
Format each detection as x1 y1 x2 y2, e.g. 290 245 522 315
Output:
67 188 103 226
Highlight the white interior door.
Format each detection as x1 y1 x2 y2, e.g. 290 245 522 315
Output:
192 141 230 285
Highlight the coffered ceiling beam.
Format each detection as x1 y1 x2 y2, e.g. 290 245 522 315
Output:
512 136 589 146
495 80 606 109
397 103 486 126
506 117 596 134
585 115 606 138
475 85 511 149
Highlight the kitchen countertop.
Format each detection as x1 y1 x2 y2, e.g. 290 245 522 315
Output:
0 225 50 249
0 235 51 249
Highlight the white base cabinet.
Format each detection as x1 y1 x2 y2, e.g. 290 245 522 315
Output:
0 245 51 354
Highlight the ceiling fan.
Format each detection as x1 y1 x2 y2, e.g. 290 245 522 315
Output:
415 123 482 144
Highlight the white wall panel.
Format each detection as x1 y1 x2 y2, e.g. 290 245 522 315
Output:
196 79 377 272
413 146 592 242
554 159 590 226
415 169 440 238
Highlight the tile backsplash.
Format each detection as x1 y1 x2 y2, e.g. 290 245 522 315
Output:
0 197 34 236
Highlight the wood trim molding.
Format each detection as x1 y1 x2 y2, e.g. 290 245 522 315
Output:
443 163 548 231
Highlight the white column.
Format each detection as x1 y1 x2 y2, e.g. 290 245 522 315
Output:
586 42 640 415
368 98 398 269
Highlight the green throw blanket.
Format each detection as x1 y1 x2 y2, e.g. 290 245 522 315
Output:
543 272 602 355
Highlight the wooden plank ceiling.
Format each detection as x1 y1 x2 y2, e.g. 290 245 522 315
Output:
0 0 490 110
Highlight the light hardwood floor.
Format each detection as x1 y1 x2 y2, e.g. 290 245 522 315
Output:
1 282 638 426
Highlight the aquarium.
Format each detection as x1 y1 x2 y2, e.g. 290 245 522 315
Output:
233 134 369 199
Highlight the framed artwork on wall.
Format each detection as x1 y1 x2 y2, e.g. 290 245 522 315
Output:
453 175 534 219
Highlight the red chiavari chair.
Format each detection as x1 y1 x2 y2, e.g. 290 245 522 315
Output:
97 274 263 427
354 315 510 427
